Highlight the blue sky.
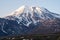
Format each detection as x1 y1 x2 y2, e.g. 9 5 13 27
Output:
0 0 60 17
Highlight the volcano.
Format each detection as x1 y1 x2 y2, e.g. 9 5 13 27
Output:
0 5 60 36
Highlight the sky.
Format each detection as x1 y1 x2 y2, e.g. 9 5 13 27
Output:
0 0 60 17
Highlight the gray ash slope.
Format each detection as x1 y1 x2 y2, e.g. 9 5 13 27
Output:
0 6 60 36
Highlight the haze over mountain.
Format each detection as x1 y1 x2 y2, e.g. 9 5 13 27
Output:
0 5 60 36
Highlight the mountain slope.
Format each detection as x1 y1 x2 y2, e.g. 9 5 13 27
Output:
5 6 60 27
0 6 60 36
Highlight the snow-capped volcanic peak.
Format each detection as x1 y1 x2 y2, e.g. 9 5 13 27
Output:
8 5 50 16
4 5 60 27
5 5 60 20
